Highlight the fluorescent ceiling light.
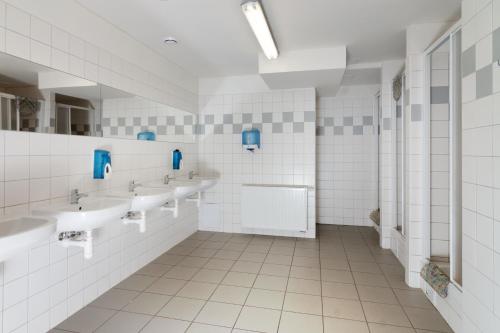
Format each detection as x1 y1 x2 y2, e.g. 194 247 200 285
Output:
241 0 278 60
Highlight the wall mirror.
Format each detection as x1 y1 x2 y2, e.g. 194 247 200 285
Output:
0 52 195 143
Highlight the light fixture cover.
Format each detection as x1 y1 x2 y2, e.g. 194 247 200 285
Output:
241 0 278 60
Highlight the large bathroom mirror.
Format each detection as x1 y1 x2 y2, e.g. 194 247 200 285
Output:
0 52 195 143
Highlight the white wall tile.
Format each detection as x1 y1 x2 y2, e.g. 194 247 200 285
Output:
6 5 29 36
29 17 50 45
5 29 29 59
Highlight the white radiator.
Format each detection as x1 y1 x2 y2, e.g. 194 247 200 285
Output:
241 184 308 232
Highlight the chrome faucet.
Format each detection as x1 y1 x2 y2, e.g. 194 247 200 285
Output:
188 170 198 180
70 189 88 204
164 174 174 184
129 180 140 192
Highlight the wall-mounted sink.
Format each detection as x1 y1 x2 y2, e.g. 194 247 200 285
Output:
33 197 131 259
0 216 57 262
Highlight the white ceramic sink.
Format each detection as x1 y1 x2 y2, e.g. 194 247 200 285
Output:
190 176 218 191
144 180 200 200
34 197 131 232
0 216 56 262
104 187 175 212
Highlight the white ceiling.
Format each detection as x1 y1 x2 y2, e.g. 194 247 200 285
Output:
76 0 460 78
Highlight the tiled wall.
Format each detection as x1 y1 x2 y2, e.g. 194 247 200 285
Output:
430 40 451 258
102 96 196 143
0 130 198 333
0 0 196 112
460 0 500 331
197 88 316 238
316 96 378 226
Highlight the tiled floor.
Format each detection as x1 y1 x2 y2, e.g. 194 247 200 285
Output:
51 225 453 333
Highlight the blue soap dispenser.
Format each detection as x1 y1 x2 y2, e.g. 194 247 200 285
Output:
94 149 112 179
242 128 260 152
172 149 183 170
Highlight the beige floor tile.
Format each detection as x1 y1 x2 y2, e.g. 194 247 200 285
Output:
192 268 228 284
322 281 359 299
195 301 242 327
231 260 262 274
292 256 320 268
254 274 288 291
293 248 320 258
283 292 322 315
95 311 151 333
393 289 433 309
362 302 411 327
379 264 405 275
260 263 291 277
223 242 248 252
322 268 354 283
177 281 218 300
235 306 281 333
278 311 323 333
222 272 257 287
289 266 321 280
154 254 185 265
178 256 210 268
90 288 139 310
204 258 235 270
245 244 271 253
200 241 226 250
214 250 242 260
189 248 218 258
322 297 365 321
386 274 412 290
164 265 200 280
403 306 453 332
210 285 250 305
269 245 295 255
265 254 293 265
146 278 187 295
157 296 205 321
239 251 267 262
324 317 369 333
136 263 172 277
286 277 321 295
116 274 157 291
122 292 171 315
141 317 190 333
368 323 416 333
187 323 231 333
245 288 285 309
357 285 398 304
353 272 389 287
57 307 116 333
169 245 196 256
349 261 382 274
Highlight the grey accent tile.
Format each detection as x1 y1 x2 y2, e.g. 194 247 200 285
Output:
141 126 149 132
343 116 353 126
242 113 253 123
283 112 294 122
233 124 242 134
396 105 402 118
167 116 176 125
324 117 334 126
262 112 273 123
102 118 111 126
214 124 223 134
157 126 167 135
110 127 118 135
199 124 205 135
118 117 126 126
363 116 373 125
272 123 283 133
316 126 324 136
252 123 262 132
383 118 391 130
125 126 134 135
476 64 493 99
431 86 449 104
334 126 343 135
462 45 476 78
304 111 315 122
411 104 422 122
133 117 141 126
494 27 500 62
223 114 233 124
95 124 101 132
293 122 304 133
353 126 363 135
184 115 193 125
205 114 214 124
148 117 157 126
175 125 184 135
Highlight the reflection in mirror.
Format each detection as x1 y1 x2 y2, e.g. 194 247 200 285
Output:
0 51 196 143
